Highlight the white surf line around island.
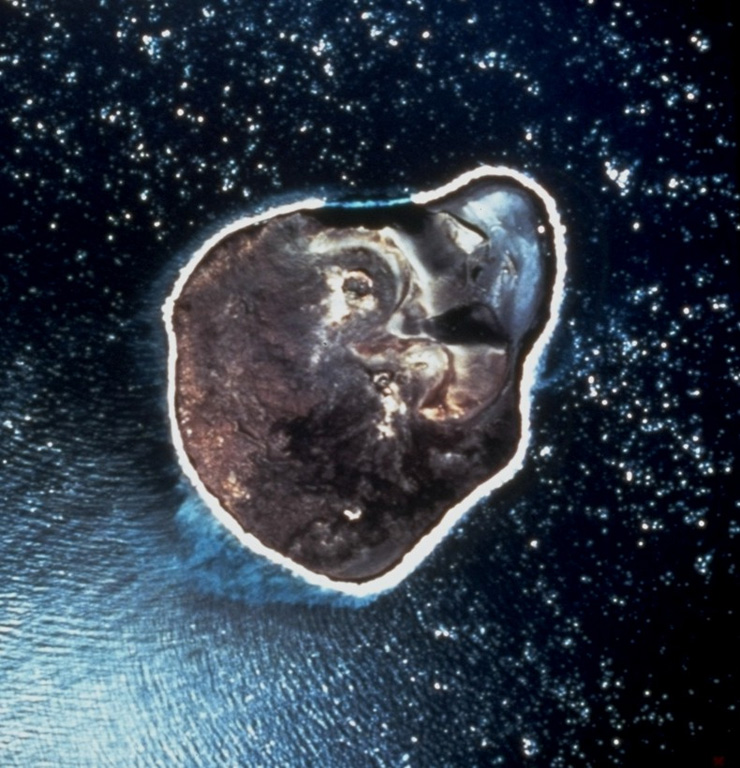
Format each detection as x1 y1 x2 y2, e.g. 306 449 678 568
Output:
163 166 567 598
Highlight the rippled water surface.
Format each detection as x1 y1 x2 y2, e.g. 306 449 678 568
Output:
2 395 579 766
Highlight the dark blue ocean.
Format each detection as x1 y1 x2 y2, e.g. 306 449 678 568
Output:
1 1 736 766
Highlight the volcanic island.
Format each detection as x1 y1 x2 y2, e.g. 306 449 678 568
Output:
164 167 565 595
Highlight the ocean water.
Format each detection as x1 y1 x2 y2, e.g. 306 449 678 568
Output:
1 1 736 766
